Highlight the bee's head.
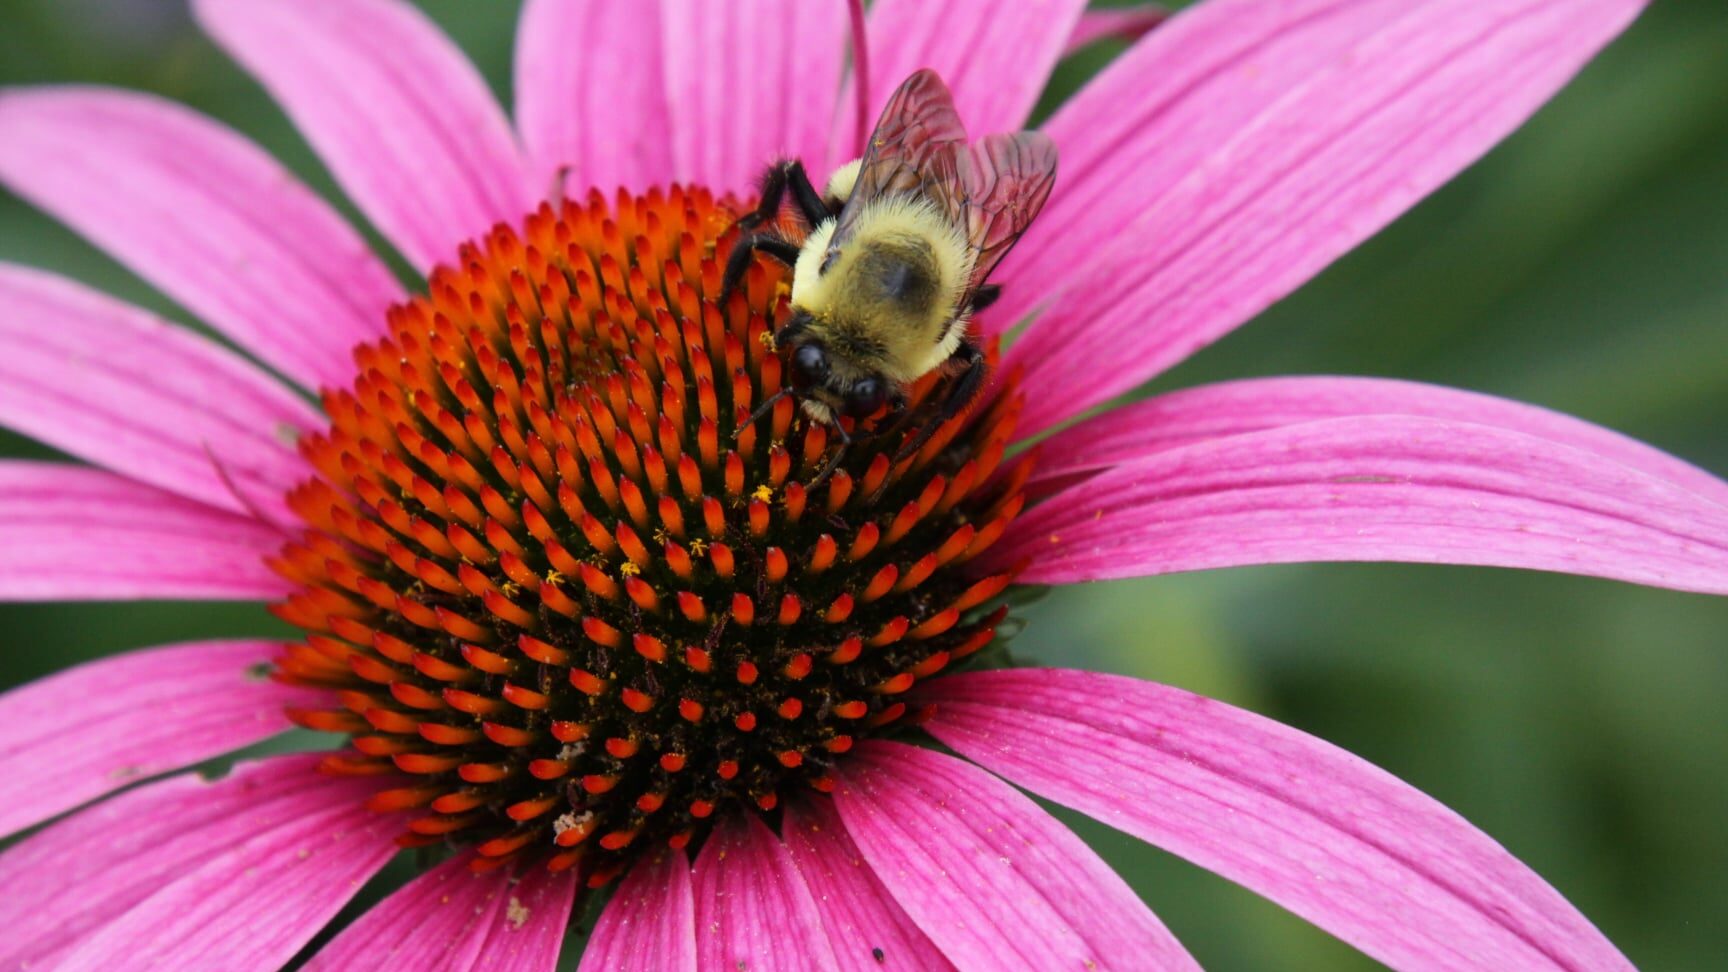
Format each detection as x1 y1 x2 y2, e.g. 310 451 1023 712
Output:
779 312 890 421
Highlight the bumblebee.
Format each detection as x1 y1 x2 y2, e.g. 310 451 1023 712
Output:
721 69 1057 480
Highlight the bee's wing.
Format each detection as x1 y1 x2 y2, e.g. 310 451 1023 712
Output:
944 131 1059 304
832 69 968 245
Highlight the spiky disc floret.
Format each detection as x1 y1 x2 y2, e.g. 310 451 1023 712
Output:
269 185 1030 881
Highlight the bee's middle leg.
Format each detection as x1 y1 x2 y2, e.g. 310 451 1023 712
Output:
874 387 918 442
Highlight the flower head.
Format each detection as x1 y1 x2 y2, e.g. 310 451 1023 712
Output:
1 0 1723 969
275 188 1025 879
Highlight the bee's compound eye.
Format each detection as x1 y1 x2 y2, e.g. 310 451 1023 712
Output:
843 377 887 418
790 344 829 390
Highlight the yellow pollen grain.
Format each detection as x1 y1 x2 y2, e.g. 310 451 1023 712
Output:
507 896 530 930
619 562 642 578
752 484 774 503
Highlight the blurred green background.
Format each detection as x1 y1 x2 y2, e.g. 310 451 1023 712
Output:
3 1 1726 968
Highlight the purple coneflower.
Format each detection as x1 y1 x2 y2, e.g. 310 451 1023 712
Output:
1 0 1722 969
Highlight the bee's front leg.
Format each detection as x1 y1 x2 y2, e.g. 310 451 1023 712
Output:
808 418 853 490
719 234 801 309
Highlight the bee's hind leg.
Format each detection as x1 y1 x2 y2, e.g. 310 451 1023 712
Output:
719 234 801 308
896 340 987 460
969 284 1002 314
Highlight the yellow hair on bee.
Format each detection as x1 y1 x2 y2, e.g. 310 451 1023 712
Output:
823 159 862 206
790 196 975 382
792 218 838 299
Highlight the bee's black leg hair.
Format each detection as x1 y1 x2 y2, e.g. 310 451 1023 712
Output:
782 159 838 226
737 159 836 231
720 234 802 308
969 284 1002 314
896 339 987 460
808 419 852 490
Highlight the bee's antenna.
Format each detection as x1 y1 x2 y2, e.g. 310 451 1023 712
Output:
846 0 871 156
735 388 793 439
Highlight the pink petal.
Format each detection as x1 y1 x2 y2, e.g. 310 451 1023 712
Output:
307 853 576 971
0 263 319 518
0 639 318 840
833 0 1087 160
0 461 291 601
0 754 384 969
691 812 839 972
515 0 675 194
661 0 847 195
992 415 1728 594
0 87 402 391
55 768 398 971
783 796 956 972
1033 376 1728 508
466 867 578 971
995 0 1649 437
835 741 1198 971
1064 3 1172 56
194 0 533 272
922 668 1635 971
580 849 697 972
